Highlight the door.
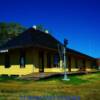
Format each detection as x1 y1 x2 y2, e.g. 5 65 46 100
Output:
39 51 44 72
5 53 10 68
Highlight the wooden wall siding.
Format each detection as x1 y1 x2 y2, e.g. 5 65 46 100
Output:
68 56 79 72
47 52 52 68
51 54 54 68
70 57 76 68
10 50 19 65
0 49 33 76
86 60 91 68
97 59 100 69
75 58 78 68
33 48 39 68
77 59 85 71
0 47 98 75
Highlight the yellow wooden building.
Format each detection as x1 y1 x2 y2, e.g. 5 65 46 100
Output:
0 27 98 76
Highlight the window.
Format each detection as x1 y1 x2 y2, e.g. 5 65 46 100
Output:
5 53 10 68
20 50 25 68
75 59 78 68
53 54 59 67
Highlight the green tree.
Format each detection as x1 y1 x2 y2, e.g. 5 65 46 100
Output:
0 22 26 45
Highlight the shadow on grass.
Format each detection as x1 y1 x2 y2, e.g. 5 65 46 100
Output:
0 77 38 86
37 75 89 85
36 72 100 85
0 75 16 82
0 75 31 83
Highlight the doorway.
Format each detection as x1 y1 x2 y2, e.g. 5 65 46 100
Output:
5 53 10 68
39 51 44 72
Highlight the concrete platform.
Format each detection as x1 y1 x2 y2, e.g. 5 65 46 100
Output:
19 70 100 80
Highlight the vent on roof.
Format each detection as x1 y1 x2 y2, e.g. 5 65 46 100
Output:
32 25 49 34
32 25 37 30
45 30 49 34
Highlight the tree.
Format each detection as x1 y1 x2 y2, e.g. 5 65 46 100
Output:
0 22 26 45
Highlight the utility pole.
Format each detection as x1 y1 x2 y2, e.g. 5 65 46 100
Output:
62 39 70 81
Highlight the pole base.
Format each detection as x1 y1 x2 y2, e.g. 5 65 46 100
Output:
62 74 70 81
62 78 70 81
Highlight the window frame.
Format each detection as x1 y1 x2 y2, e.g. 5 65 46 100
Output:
19 50 26 68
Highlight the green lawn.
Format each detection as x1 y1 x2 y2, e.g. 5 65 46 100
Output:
0 72 100 100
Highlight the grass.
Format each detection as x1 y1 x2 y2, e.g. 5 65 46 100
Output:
0 72 100 100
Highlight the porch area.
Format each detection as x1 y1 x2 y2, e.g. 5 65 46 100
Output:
0 47 97 76
19 70 100 80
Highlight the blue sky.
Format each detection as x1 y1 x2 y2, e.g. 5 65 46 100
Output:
0 0 100 58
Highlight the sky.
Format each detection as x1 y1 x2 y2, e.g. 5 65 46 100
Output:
0 0 100 58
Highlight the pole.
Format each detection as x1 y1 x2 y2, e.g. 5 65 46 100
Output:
62 39 70 81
